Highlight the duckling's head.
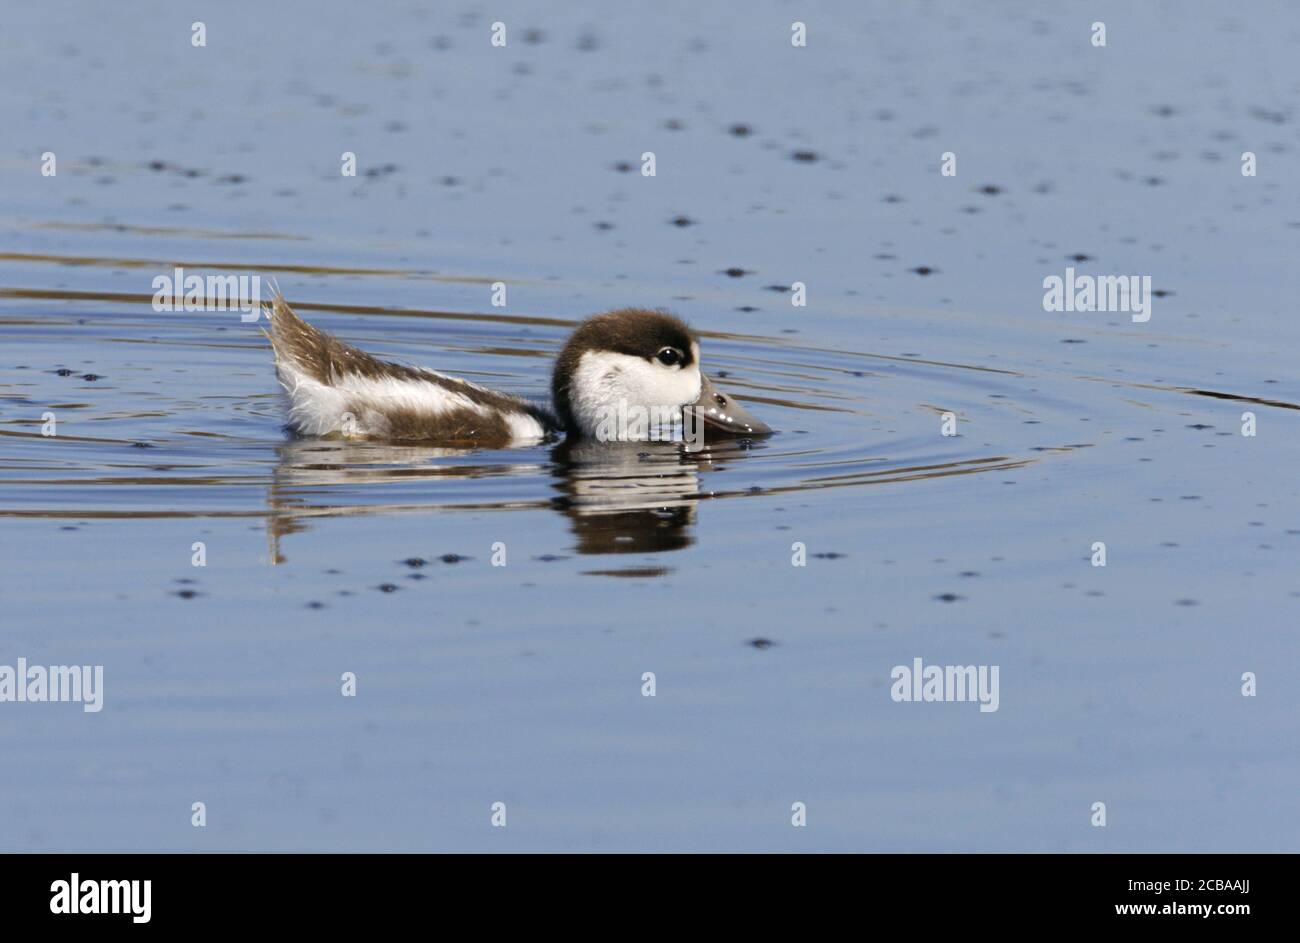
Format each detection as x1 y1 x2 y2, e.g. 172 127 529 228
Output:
552 308 771 441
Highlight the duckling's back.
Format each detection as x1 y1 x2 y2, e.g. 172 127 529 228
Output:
265 294 557 446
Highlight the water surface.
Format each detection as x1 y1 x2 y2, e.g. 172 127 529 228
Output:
1 1 1298 851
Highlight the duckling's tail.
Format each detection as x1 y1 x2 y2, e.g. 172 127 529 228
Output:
264 291 334 385
262 292 372 436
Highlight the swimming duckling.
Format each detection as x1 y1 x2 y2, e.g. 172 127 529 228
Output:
265 295 771 447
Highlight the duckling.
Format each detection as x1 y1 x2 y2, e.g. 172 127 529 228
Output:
265 294 771 447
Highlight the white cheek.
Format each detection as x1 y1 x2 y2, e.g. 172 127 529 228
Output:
626 341 700 406
570 352 702 436
634 361 701 406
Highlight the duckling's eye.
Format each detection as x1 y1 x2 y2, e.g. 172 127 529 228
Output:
656 347 683 366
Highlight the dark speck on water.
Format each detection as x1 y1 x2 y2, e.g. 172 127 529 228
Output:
1248 106 1287 124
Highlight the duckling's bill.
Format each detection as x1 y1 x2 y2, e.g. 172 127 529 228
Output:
688 374 772 437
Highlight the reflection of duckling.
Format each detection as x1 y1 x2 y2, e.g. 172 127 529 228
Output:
554 440 701 511
550 440 702 554
263 438 550 564
265 295 771 447
262 430 770 563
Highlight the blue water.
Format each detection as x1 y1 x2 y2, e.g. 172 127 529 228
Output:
1 1 1297 851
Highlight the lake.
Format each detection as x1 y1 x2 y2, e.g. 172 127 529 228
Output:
1 1 1297 851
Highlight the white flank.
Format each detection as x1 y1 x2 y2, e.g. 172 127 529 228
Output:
272 351 544 443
